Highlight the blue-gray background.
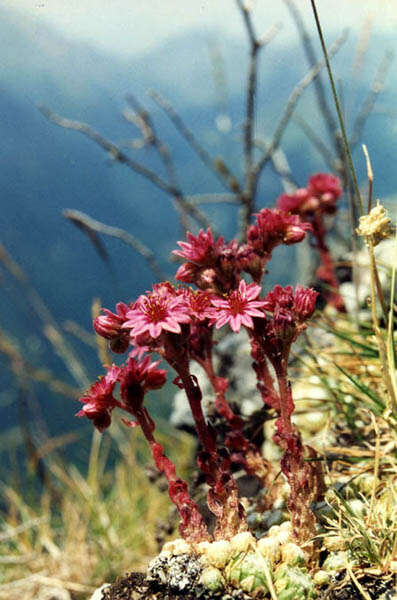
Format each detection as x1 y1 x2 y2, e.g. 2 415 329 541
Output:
1 2 396 472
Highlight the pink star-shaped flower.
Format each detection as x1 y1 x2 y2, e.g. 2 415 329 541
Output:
210 280 266 333
123 286 191 339
178 288 215 321
173 228 225 265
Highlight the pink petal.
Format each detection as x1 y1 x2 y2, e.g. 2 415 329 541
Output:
215 313 230 329
238 280 247 294
129 322 150 336
246 284 262 301
246 307 266 318
248 300 267 308
149 323 162 338
240 314 254 328
163 319 182 333
230 314 242 332
211 299 230 309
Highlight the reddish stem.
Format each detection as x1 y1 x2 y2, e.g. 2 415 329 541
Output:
199 355 272 486
177 367 247 539
312 214 345 312
249 331 279 411
199 356 243 427
272 359 320 544
128 404 210 542
179 370 217 454
273 359 294 437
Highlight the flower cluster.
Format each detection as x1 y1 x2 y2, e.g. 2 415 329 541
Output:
76 356 167 431
277 173 342 217
238 209 311 282
277 173 345 312
356 200 393 246
78 180 336 546
77 365 121 431
174 228 239 294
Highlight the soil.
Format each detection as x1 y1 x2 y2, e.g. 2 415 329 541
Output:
101 570 397 600
100 571 255 600
321 571 396 600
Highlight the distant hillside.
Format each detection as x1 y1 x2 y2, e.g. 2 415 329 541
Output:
0 5 396 455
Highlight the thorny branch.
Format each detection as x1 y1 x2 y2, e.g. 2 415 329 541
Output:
63 209 167 282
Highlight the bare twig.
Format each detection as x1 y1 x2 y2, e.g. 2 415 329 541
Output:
352 17 373 83
39 106 215 233
293 114 336 170
186 193 239 205
249 30 348 211
122 94 190 234
236 0 281 179
254 138 298 192
347 17 374 122
63 209 167 281
125 93 178 189
148 89 242 195
270 147 298 193
283 0 343 161
236 0 282 240
349 50 394 151
310 0 364 216
207 39 230 123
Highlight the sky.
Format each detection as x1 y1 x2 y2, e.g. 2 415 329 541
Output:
7 1 397 59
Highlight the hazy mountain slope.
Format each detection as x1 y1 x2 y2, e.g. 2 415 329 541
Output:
0 5 396 452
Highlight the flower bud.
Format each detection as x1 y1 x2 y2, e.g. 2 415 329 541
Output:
94 303 130 353
293 286 318 320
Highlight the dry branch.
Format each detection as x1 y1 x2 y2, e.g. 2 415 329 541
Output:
237 28 348 233
236 0 282 179
283 0 342 160
39 106 215 234
349 50 394 151
63 209 167 282
148 89 242 195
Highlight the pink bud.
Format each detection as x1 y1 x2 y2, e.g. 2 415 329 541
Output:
293 285 318 320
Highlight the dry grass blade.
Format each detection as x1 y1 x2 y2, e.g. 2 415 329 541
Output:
0 424 194 598
0 329 79 399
